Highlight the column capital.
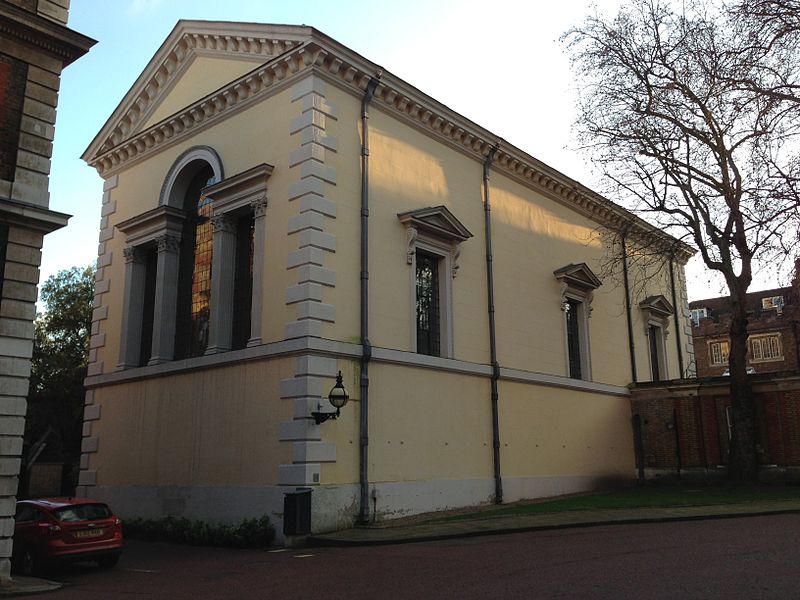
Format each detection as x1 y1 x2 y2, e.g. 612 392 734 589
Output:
123 245 146 263
251 194 268 218
155 234 181 253
211 213 237 234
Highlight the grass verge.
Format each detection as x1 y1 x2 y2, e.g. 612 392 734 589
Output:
434 485 800 522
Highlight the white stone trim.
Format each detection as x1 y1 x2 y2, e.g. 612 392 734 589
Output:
87 176 119 378
293 441 336 463
284 75 338 346
84 336 630 397
278 419 321 442
277 463 321 486
159 146 224 207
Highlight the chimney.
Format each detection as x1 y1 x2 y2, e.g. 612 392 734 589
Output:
792 257 800 302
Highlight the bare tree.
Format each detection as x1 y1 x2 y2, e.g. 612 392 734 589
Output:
564 0 800 481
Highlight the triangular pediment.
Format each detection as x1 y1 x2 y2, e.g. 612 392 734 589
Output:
82 20 313 164
397 206 473 242
639 295 674 317
553 263 602 291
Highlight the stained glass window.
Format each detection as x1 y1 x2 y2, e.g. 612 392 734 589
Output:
189 189 213 356
416 250 440 357
175 165 214 359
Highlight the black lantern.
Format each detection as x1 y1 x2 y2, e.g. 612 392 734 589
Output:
312 371 349 424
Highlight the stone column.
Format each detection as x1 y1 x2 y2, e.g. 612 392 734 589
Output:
118 246 147 369
148 234 181 365
247 195 268 347
205 214 236 354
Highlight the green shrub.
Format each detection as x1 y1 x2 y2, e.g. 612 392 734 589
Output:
123 514 275 548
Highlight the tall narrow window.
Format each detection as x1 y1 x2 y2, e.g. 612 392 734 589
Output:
416 249 441 357
565 298 583 379
554 263 602 381
231 213 254 350
175 165 214 359
709 340 729 366
639 295 674 381
138 247 157 367
649 324 662 381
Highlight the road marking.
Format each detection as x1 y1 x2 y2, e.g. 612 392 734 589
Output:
125 568 159 573
293 554 315 558
267 549 288 553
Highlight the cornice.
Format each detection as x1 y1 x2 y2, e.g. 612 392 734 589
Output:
84 25 694 262
0 2 95 66
82 21 311 163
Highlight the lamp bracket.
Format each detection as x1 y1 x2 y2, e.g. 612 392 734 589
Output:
311 408 340 425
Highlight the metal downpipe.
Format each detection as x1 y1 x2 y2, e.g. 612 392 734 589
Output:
358 75 380 524
668 257 684 377
621 232 637 383
483 144 503 504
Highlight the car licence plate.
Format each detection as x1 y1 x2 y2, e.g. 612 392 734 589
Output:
75 528 105 539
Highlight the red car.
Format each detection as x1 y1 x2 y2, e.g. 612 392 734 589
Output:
13 498 123 575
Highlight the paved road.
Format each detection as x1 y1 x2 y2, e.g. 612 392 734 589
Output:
27 514 800 599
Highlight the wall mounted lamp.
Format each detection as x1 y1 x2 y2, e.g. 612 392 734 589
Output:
312 371 349 425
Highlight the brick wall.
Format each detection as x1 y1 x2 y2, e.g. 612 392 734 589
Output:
692 306 800 377
631 375 800 479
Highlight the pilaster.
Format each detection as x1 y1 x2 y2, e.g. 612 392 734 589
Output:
247 196 268 346
205 214 236 354
117 245 146 368
278 76 340 487
148 233 181 365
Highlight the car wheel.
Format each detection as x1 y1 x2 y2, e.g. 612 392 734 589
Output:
20 548 40 577
97 555 119 569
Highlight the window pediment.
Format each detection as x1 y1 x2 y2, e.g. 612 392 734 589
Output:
553 263 602 293
639 295 674 318
397 206 473 243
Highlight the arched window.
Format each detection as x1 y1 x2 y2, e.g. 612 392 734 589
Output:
175 165 215 359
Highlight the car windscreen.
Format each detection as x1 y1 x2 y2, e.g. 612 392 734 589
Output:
53 504 112 522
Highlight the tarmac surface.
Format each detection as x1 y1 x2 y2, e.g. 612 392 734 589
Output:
2 497 800 597
309 498 800 545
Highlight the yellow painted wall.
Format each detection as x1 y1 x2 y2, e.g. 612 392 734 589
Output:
142 55 267 130
320 362 634 486
87 357 294 486
362 363 493 482
499 381 634 478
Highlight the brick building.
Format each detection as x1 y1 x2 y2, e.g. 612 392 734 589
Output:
689 267 800 377
631 375 800 481
0 0 93 579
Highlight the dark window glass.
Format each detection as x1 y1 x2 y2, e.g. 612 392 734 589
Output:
649 324 661 381
54 504 112 522
139 246 158 366
566 298 582 379
14 504 37 522
175 165 214 359
416 250 440 357
231 213 254 350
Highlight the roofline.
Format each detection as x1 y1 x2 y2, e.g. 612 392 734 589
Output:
83 21 694 261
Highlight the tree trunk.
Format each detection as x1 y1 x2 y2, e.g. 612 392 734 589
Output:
727 295 759 482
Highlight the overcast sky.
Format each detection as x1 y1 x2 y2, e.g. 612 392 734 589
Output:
43 0 781 303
